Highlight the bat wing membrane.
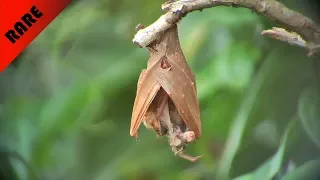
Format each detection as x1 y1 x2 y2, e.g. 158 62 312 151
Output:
153 56 201 138
130 60 162 138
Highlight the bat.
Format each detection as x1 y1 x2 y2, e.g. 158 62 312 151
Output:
130 24 202 162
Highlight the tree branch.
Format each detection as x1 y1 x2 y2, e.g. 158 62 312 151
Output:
261 27 306 48
132 0 320 55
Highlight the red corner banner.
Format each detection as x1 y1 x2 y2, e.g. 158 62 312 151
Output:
0 0 72 72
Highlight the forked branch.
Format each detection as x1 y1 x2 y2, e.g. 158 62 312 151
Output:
132 0 320 56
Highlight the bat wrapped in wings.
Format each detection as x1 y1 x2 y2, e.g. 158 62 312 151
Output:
130 24 202 162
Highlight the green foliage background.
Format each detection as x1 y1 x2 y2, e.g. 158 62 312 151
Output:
1 0 320 180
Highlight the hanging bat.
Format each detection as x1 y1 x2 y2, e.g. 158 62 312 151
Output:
130 24 202 162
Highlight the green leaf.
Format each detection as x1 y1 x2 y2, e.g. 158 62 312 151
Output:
215 49 274 179
38 84 90 134
32 82 104 170
234 119 296 180
196 41 261 100
298 86 320 149
215 46 308 179
281 158 320 180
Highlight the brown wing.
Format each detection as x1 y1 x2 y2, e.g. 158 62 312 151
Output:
159 24 197 89
153 58 201 138
153 25 201 138
130 70 160 138
130 57 164 138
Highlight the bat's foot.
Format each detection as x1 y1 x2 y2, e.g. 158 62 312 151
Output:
174 147 183 155
181 154 203 162
177 152 203 162
172 146 202 162
177 151 202 162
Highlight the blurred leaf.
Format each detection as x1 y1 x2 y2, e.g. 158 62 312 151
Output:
216 47 274 179
281 157 320 180
32 82 104 171
197 41 261 100
181 7 259 31
298 86 320 149
234 119 296 180
180 22 211 61
38 83 90 134
92 132 172 180
218 44 311 178
201 90 242 139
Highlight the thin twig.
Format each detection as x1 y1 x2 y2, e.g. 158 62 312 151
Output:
261 27 307 48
